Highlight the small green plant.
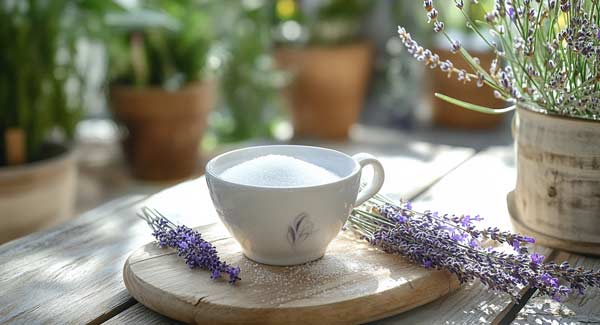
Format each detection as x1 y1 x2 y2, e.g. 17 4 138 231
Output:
106 0 214 89
208 1 287 144
0 0 113 166
273 0 374 45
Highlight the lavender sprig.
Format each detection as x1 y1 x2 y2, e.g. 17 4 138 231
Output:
399 0 600 120
139 207 240 284
348 194 600 301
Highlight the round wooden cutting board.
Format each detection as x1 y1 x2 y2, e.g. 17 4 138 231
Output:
123 223 460 324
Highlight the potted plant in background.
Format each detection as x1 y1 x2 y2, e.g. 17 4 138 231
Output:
399 0 600 254
107 0 215 181
428 0 505 129
274 0 374 139
0 0 111 243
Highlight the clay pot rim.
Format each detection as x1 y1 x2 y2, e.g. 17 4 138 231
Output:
110 80 213 95
0 142 75 177
517 102 600 124
109 81 215 120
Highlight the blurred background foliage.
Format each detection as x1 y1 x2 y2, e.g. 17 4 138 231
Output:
0 0 119 164
106 0 214 89
272 0 373 46
207 1 288 146
107 0 289 146
2 0 498 166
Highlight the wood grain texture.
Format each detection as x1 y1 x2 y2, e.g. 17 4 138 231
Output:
509 191 600 256
124 223 460 324
0 180 219 324
375 147 557 324
0 195 147 324
0 138 474 324
294 131 475 201
104 303 183 325
514 106 600 247
514 251 600 324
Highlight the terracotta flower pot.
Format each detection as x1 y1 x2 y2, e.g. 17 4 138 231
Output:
110 82 214 181
429 48 505 129
508 104 600 255
276 42 373 139
0 143 76 244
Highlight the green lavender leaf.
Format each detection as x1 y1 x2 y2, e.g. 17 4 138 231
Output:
434 93 515 114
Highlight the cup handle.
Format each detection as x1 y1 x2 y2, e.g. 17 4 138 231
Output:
352 153 385 206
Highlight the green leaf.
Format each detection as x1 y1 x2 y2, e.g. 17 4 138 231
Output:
434 93 515 114
105 9 180 32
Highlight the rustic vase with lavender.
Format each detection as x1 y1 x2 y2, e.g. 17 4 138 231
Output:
399 0 600 254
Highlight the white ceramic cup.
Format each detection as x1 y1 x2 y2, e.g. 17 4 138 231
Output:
205 145 385 266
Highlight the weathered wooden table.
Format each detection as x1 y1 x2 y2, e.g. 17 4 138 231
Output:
1 127 599 324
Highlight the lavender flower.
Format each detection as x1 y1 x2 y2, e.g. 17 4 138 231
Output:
423 0 433 11
450 39 461 53
348 194 600 301
139 207 240 284
427 8 439 23
398 27 476 82
507 6 516 20
531 253 544 265
399 0 600 120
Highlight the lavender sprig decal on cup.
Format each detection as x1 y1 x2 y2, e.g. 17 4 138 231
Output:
399 0 600 120
347 193 600 301
139 207 240 284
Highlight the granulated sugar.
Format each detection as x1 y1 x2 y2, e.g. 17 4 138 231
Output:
220 154 340 187
239 255 378 304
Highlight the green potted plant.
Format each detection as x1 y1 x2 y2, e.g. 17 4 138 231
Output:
399 0 600 254
274 0 374 139
0 0 109 243
207 1 287 145
107 0 215 181
427 0 506 129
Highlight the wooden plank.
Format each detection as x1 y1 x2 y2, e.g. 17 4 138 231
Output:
513 252 600 324
295 127 476 200
374 146 557 324
0 138 473 324
104 303 182 325
0 181 223 325
0 195 147 324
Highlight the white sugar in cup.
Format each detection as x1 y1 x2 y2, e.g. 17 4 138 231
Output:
206 145 385 266
220 154 340 187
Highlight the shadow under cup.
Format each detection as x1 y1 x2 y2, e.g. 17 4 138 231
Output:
205 145 365 266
